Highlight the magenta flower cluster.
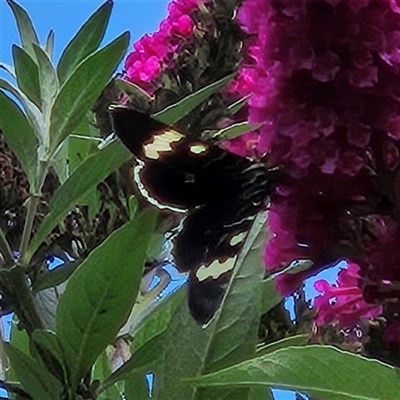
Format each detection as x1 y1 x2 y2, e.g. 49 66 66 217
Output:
124 0 400 333
124 0 201 90
235 0 400 330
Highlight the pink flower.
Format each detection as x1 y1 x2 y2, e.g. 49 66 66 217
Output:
124 0 202 89
314 263 382 328
235 0 400 298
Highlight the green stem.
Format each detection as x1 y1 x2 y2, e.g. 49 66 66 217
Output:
0 228 14 267
19 195 39 265
2 267 44 335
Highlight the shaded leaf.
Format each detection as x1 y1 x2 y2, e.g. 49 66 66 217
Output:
25 139 131 263
153 74 234 125
0 77 42 136
227 96 249 115
124 373 150 400
0 90 38 186
4 342 62 399
57 0 113 84
99 289 186 392
256 335 309 356
49 32 129 154
202 213 268 374
7 0 39 61
56 210 157 385
93 349 122 400
192 345 400 400
32 330 70 385
12 45 41 109
212 122 261 140
32 260 82 293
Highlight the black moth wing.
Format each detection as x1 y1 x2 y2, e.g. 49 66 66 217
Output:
110 106 272 324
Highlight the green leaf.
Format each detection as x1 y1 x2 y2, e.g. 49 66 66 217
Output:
44 30 55 59
256 334 308 356
153 74 234 125
33 44 59 113
7 320 30 382
202 213 268 374
32 260 82 293
99 289 186 392
32 330 70 384
93 348 122 400
124 373 150 400
152 214 269 400
212 122 261 140
12 45 41 109
50 32 129 154
56 210 157 385
115 78 152 103
0 77 43 136
261 259 314 313
0 90 38 186
57 0 113 85
227 96 249 115
192 345 400 400
7 0 39 61
25 139 131 263
4 342 62 399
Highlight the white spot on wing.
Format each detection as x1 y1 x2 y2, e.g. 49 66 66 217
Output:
144 130 184 160
229 232 246 246
133 162 186 213
189 143 207 154
196 257 237 282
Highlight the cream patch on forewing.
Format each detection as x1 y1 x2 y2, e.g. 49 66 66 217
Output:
196 257 237 282
229 232 246 246
189 143 208 154
144 130 184 160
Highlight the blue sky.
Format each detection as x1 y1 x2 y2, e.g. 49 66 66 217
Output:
0 1 340 399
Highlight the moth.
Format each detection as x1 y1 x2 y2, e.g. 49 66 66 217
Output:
109 106 275 324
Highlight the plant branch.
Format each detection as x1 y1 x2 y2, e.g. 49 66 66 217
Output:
19 195 39 264
0 228 14 267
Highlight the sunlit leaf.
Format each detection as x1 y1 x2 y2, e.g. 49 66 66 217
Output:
25 139 131 263
191 345 400 400
6 0 39 61
57 0 113 84
12 45 41 109
50 32 129 154
153 74 234 125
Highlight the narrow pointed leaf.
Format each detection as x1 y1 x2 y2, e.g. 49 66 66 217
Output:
4 342 62 399
50 32 129 154
0 90 38 186
192 345 400 400
202 213 268 374
56 210 157 385
25 139 131 263
153 74 234 125
0 78 43 136
12 45 41 109
212 122 261 140
33 44 59 110
57 0 113 84
32 330 70 384
7 0 39 61
227 95 249 115
45 30 55 59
